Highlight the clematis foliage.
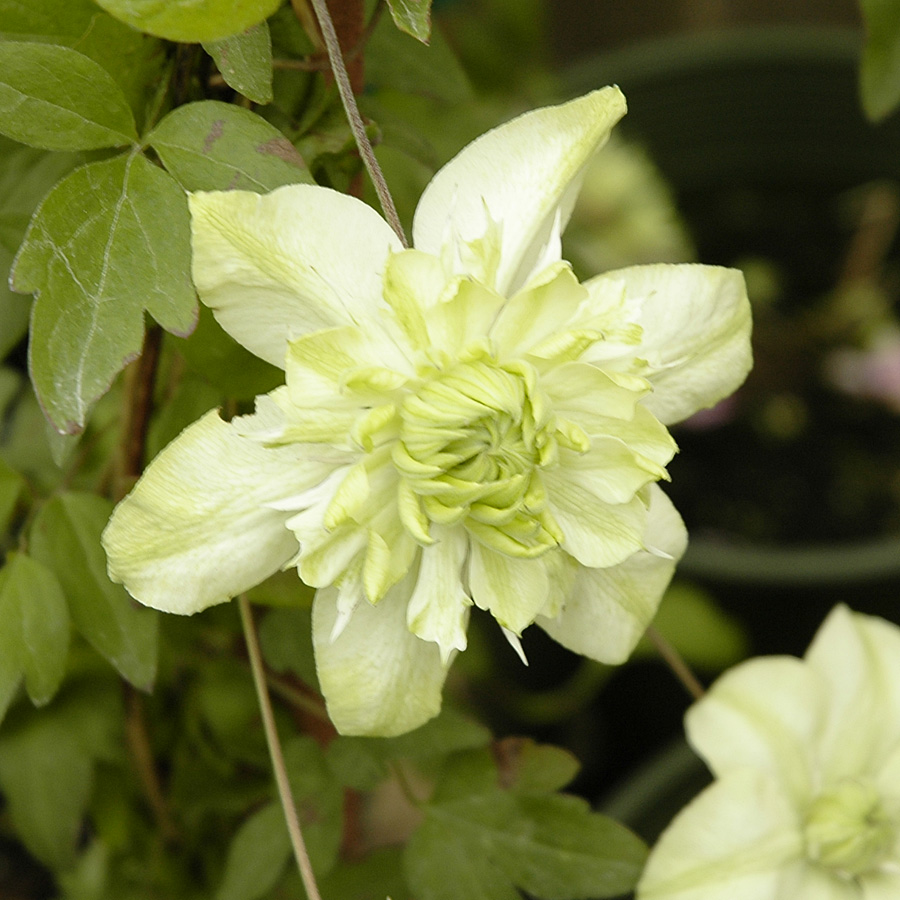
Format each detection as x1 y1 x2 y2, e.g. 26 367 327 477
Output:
103 87 752 737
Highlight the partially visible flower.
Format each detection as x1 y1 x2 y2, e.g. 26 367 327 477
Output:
825 326 900 414
638 605 900 900
102 88 752 736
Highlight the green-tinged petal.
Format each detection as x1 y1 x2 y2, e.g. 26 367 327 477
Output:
286 324 412 409
685 657 822 804
234 386 363 447
382 249 448 348
537 485 686 663
804 606 900 783
558 401 677 468
413 87 627 296
861 871 900 900
467 541 551 635
424 278 506 358
637 769 803 900
490 262 588 359
189 185 402 367
312 575 449 736
541 361 649 421
103 409 327 614
583 264 751 425
406 527 471 662
556 439 670 505
544 468 647 568
779 862 865 900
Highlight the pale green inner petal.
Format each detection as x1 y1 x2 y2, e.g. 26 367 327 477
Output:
406 528 472 662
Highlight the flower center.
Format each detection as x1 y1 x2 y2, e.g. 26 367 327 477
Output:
392 353 576 557
803 777 896 877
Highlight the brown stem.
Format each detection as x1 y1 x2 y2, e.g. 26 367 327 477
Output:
306 0 408 245
645 625 705 701
239 595 324 900
117 324 173 839
119 324 162 489
124 683 180 843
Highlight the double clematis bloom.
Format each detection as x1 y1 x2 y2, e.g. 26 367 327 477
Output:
102 87 751 736
638 605 900 900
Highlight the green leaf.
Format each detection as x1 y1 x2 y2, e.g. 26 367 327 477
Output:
282 736 344 876
860 0 900 120
366 14 470 103
213 735 343 898
405 746 648 900
0 0 97 38
492 738 580 795
0 457 26 535
636 582 748 669
0 678 121 869
327 710 491 791
29 492 158 689
386 0 432 43
175 299 283 401
0 138 84 360
320 848 410 900
216 802 292 900
203 23 274 104
149 100 313 193
0 0 167 133
0 42 137 150
407 791 647 900
12 153 196 433
92 0 283 43
145 373 222 461
0 553 69 720
258 604 318 689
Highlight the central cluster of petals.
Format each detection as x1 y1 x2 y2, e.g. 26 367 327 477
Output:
392 352 571 558
803 777 896 877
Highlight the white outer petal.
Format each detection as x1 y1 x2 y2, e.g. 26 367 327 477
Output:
412 87 627 296
190 185 403 367
583 264 752 425
103 409 328 614
537 485 686 663
637 768 803 900
685 657 822 805
804 606 900 784
312 574 450 736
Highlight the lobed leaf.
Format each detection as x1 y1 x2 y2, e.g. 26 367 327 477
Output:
405 748 648 900
92 0 282 43
0 42 137 150
327 710 491 791
149 100 313 193
492 737 581 794
386 0 432 43
203 23 274 104
0 138 84 360
319 848 410 900
12 153 196 433
29 493 158 690
0 553 70 723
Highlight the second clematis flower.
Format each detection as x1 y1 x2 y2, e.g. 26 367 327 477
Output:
102 87 752 736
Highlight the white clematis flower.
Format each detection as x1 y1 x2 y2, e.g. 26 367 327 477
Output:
102 87 751 736
638 605 900 900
